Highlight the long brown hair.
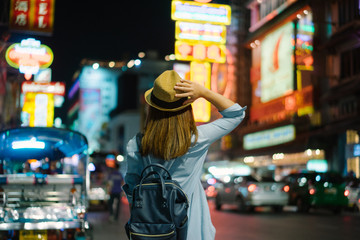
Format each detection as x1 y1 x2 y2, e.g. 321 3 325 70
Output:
141 105 198 160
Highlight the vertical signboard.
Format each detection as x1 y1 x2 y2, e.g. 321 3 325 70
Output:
261 22 294 103
171 0 231 123
190 62 211 122
22 92 54 127
9 0 55 35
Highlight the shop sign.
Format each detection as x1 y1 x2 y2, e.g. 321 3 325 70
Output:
5 38 54 80
243 124 296 150
175 40 226 63
190 61 211 122
21 81 65 96
171 0 231 25
354 144 360 157
9 0 55 35
250 85 313 123
22 92 54 127
175 21 226 44
306 159 328 172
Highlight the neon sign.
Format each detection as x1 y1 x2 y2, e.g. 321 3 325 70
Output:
22 81 66 96
190 62 211 122
5 38 53 80
243 125 296 150
172 0 231 25
176 21 226 44
175 41 226 63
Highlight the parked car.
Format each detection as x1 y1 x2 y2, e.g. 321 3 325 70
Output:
345 178 360 211
282 171 348 214
0 127 91 239
214 175 289 212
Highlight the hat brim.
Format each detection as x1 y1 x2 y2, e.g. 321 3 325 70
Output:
144 88 192 112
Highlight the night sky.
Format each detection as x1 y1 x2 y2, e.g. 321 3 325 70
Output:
5 1 175 84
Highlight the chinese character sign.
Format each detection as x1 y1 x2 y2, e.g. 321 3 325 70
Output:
9 0 55 35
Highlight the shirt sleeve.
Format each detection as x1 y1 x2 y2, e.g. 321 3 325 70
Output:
122 137 142 204
197 103 246 146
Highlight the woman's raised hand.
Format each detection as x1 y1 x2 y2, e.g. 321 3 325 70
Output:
174 79 208 105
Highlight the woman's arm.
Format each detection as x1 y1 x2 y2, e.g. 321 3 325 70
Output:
174 79 235 111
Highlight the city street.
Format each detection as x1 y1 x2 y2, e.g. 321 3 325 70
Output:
88 197 360 240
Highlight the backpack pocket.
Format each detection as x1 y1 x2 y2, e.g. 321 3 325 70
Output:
176 217 188 240
128 223 176 240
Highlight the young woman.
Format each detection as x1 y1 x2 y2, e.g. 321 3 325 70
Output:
123 70 246 240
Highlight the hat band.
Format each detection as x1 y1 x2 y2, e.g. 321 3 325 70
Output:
151 92 187 109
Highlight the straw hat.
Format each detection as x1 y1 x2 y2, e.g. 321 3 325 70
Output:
144 70 191 112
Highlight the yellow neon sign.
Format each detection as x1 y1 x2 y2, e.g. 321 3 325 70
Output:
175 41 226 63
191 62 211 122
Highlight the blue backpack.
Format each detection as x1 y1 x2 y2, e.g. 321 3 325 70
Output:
124 135 189 240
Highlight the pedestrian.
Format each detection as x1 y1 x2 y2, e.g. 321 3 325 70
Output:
107 163 124 222
123 70 246 240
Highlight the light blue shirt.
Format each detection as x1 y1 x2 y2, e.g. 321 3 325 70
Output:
124 104 246 240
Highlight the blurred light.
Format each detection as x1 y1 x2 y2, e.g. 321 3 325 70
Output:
254 40 260 45
134 59 141 66
344 189 350 197
248 184 257 192
127 60 135 68
116 155 124 162
306 149 312 156
303 10 309 15
108 61 115 68
272 153 284 160
165 55 170 61
324 182 329 187
223 175 231 183
138 52 145 58
244 156 254 163
309 188 315 195
315 175 321 181
207 178 217 185
54 117 62 128
169 54 176 60
250 42 256 48
88 162 96 172
315 149 320 155
297 14 302 19
12 138 45 149
92 63 99 70
283 185 290 192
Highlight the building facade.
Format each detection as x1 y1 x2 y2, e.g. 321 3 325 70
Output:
234 0 360 179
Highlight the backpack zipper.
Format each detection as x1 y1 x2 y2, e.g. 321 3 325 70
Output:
130 230 175 238
136 182 189 203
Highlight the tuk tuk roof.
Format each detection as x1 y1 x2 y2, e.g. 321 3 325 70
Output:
0 127 88 161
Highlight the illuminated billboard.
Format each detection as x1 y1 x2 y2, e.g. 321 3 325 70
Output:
5 38 54 80
175 21 227 44
171 0 231 25
22 92 54 127
175 40 226 63
190 61 211 122
243 124 296 150
261 22 294 103
9 0 55 35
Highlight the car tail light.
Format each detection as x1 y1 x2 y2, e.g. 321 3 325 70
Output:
248 184 258 193
344 189 350 197
282 185 290 193
309 188 316 195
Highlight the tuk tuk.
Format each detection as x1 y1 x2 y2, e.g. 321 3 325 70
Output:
0 127 91 240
